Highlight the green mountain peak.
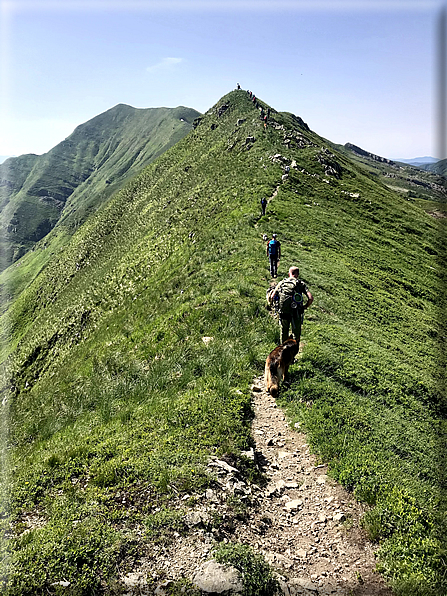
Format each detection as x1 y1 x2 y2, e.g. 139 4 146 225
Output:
0 102 201 271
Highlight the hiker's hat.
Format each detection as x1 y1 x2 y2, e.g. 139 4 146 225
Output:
272 233 277 238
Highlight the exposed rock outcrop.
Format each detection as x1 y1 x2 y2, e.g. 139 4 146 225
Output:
344 143 395 165
193 560 243 595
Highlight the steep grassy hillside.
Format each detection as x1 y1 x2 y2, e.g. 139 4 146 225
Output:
331 142 447 206
0 104 200 270
0 90 445 595
421 158 447 178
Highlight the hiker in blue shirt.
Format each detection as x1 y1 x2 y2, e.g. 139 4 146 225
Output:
267 233 281 278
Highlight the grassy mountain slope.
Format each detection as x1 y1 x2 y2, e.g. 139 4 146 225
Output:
0 90 445 595
331 142 447 206
421 158 447 178
0 104 200 270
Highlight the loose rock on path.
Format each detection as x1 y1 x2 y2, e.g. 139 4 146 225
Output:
120 370 393 595
242 373 393 596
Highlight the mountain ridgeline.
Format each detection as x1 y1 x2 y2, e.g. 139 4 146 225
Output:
330 143 447 206
1 90 445 595
0 104 200 270
421 157 447 178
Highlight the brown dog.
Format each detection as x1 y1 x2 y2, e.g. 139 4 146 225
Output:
264 338 300 398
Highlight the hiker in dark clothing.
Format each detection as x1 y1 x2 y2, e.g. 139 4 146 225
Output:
273 266 313 345
237 82 241 90
267 233 281 278
261 197 267 216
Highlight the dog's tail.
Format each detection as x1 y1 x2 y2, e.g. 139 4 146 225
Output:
265 360 280 398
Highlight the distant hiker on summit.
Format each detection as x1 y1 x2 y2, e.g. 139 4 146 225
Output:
267 233 281 278
261 197 267 216
273 266 313 345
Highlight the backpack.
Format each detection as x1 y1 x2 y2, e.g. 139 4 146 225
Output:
268 239 278 257
277 278 306 315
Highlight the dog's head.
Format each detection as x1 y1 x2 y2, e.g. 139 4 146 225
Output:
283 337 300 354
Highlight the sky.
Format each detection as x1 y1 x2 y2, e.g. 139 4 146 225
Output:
0 0 445 160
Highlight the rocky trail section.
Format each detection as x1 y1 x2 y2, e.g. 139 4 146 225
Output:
120 368 393 595
241 375 393 596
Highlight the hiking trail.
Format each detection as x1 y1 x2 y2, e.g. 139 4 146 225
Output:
120 359 393 595
268 184 280 204
239 370 393 595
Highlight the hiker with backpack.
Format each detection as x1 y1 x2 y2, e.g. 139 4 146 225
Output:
273 266 313 345
267 233 281 278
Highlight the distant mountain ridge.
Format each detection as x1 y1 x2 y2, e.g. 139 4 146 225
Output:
344 142 396 165
0 103 200 270
331 142 447 201
419 157 447 177
393 156 438 166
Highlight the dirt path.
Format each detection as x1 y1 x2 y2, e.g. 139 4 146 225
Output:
268 184 280 203
240 372 393 595
120 365 394 595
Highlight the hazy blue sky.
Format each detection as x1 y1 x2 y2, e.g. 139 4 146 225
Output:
0 0 444 159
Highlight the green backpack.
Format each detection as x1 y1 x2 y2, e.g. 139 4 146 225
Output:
278 278 306 315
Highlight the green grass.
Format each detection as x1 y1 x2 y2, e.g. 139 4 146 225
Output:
214 542 280 595
0 104 200 275
332 141 447 204
0 89 445 594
